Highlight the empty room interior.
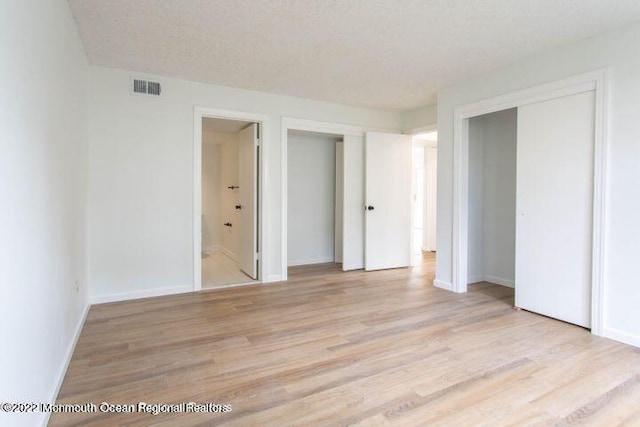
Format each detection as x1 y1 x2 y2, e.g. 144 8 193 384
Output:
2 1 640 426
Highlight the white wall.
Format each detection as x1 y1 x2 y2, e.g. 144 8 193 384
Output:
467 118 486 282
219 134 240 258
287 131 338 266
436 22 640 347
202 135 222 249
402 103 438 132
202 130 242 258
0 1 90 426
88 66 402 299
483 109 517 285
467 109 517 286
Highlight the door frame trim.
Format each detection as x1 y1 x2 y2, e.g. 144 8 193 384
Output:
193 107 270 291
451 69 609 336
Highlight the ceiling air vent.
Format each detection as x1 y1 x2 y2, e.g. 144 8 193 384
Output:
131 78 162 96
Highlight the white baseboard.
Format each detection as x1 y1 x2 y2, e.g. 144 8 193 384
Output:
42 301 90 427
467 275 515 288
434 279 453 291
91 285 192 304
288 256 335 267
467 275 484 284
484 275 515 288
603 327 640 348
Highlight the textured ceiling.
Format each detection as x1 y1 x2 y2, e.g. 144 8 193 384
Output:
68 0 640 110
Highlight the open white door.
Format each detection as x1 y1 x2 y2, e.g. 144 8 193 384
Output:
364 132 412 270
342 135 365 271
238 123 258 279
515 91 595 328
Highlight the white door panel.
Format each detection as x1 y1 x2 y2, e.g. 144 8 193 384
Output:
515 91 595 328
335 141 344 264
365 132 412 271
342 135 365 271
238 123 258 279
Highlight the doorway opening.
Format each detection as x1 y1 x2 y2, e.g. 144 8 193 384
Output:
286 129 343 269
200 117 260 289
467 109 517 291
411 130 438 265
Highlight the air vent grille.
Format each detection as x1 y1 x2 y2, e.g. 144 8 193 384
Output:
147 81 161 96
131 78 161 96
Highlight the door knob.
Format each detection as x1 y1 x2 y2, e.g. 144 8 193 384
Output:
235 205 242 210
367 205 375 211
224 222 232 227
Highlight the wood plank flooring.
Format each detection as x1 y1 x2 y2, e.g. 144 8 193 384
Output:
51 253 640 426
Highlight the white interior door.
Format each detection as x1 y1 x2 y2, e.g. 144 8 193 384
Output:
424 146 437 252
515 91 595 328
335 141 344 264
364 132 412 270
342 135 365 271
238 123 258 279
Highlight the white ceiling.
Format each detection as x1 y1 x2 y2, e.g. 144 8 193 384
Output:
68 0 640 110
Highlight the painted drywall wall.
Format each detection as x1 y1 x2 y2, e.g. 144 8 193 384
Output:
467 109 517 285
402 103 438 132
219 133 240 258
0 1 90 426
467 118 486 282
202 130 242 258
202 134 222 249
482 109 517 285
436 22 640 346
287 131 338 266
87 66 402 299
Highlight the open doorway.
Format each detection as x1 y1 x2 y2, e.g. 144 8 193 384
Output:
200 117 260 289
467 109 517 289
411 130 438 264
286 129 343 268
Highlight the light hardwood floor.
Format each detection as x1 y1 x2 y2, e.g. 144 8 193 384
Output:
51 253 640 426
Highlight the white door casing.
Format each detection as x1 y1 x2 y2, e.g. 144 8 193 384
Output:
364 132 412 271
515 91 595 328
238 123 259 279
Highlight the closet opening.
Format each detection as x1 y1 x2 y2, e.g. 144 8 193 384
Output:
286 129 343 270
466 109 517 301
201 117 260 289
457 83 600 330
